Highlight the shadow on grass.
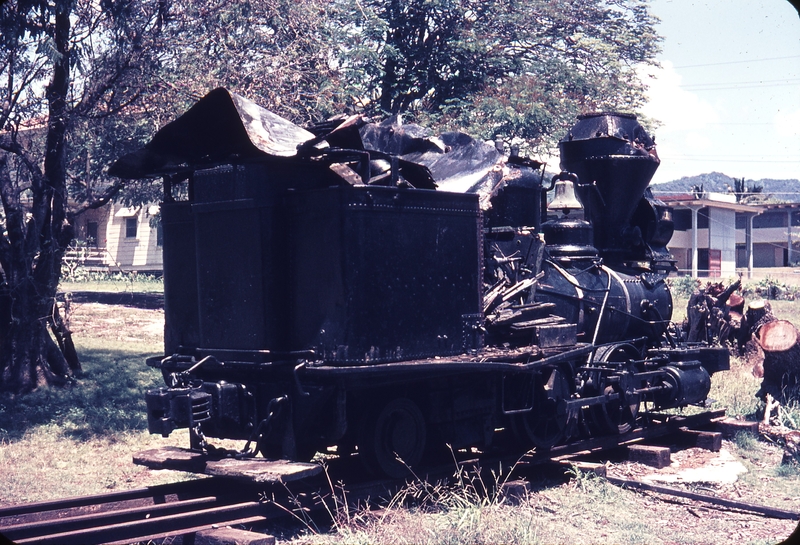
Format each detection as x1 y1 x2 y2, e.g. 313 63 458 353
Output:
0 347 163 441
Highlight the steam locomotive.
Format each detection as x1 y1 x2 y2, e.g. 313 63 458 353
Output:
110 89 729 478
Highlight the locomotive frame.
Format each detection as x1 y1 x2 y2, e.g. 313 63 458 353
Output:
110 89 729 478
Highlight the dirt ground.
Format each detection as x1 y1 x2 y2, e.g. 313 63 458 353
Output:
64 297 165 346
603 445 800 544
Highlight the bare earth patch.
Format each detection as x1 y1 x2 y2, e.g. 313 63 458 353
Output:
66 301 164 346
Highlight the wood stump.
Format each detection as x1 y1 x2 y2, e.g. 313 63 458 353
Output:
743 300 775 378
755 319 800 401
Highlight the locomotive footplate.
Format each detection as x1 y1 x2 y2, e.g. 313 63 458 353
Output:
132 446 322 483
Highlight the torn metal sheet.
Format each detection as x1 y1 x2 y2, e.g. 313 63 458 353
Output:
109 87 541 206
108 88 316 179
359 120 507 203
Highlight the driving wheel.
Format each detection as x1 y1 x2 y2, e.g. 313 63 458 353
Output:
587 343 641 435
512 366 572 449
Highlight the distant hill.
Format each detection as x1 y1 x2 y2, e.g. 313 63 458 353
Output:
650 172 800 203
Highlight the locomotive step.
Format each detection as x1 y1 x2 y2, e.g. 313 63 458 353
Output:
133 447 322 483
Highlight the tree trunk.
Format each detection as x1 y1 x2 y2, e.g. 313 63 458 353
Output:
745 299 775 336
51 295 81 372
756 320 800 402
743 300 776 377
0 0 80 393
1 319 72 392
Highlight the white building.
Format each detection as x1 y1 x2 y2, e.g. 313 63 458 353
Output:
70 203 163 273
665 193 800 278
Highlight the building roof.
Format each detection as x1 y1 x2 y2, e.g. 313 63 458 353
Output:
761 202 800 211
659 193 764 214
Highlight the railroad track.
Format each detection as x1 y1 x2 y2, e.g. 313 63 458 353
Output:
0 478 285 545
0 409 767 545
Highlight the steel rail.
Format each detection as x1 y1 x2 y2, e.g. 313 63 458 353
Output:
607 477 800 520
1 496 220 541
12 501 269 545
0 478 213 519
0 477 272 545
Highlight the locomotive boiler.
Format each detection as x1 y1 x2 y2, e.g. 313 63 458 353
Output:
110 89 729 478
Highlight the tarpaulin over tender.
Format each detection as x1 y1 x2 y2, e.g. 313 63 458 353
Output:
108 88 316 179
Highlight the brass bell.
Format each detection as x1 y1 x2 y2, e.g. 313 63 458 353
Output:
548 179 583 213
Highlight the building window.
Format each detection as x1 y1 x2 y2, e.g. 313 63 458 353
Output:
753 211 787 229
697 208 709 229
125 217 138 238
673 209 691 231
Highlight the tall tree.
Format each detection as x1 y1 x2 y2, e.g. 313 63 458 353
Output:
336 0 661 154
151 0 342 125
0 0 169 392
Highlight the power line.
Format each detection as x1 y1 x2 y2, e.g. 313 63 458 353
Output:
704 122 774 126
664 158 800 163
672 55 800 69
684 78 800 87
681 80 800 92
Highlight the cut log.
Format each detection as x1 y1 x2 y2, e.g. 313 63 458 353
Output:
759 320 799 352
745 300 775 336
727 293 745 315
756 320 800 401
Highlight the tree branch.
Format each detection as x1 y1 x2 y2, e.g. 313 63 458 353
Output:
70 179 126 218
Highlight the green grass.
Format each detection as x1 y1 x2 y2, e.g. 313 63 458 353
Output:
0 335 195 504
0 340 163 441
290 462 798 545
59 278 163 294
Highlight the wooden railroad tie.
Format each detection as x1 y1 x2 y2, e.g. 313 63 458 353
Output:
557 460 607 478
627 444 671 468
678 428 723 452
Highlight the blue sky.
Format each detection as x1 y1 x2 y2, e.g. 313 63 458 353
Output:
640 0 800 184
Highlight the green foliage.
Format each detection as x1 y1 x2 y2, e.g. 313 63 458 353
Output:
742 277 800 301
708 356 761 419
61 257 163 288
775 400 800 430
731 177 764 204
160 0 343 126
669 275 800 302
666 275 700 299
